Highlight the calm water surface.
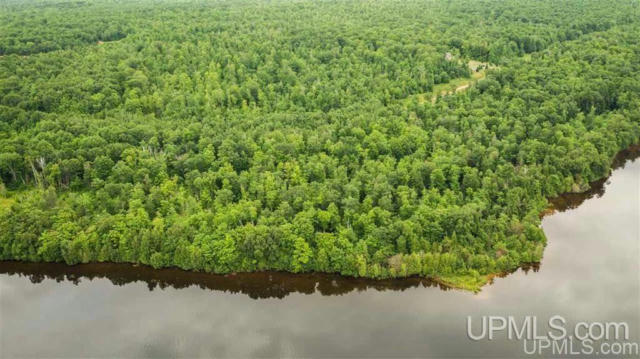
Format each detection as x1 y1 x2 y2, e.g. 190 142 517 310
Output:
1 153 639 358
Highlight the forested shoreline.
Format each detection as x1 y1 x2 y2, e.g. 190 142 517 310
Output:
1 0 639 290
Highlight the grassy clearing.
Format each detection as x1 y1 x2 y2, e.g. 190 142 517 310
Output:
437 273 491 292
0 197 14 213
408 60 495 105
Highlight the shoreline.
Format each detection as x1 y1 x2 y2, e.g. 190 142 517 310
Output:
1 142 639 294
470 141 640 291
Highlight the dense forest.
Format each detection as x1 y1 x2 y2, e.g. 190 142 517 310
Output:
1 0 639 290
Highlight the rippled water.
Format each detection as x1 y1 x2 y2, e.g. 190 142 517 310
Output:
1 150 638 358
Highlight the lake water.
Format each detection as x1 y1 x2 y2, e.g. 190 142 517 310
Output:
1 151 639 358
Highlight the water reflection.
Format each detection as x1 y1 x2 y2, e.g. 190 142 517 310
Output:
0 261 453 299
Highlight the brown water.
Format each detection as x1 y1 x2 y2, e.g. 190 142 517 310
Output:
1 151 639 358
